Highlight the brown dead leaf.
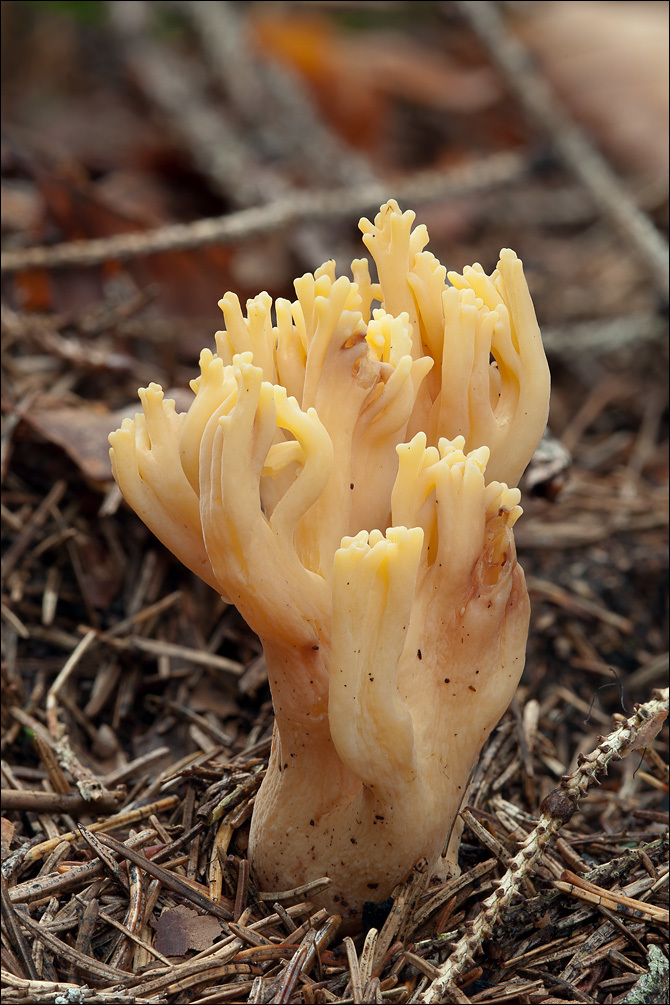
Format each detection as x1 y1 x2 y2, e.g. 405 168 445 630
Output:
18 154 241 317
13 269 52 313
252 13 500 155
1 664 25 731
73 533 125 610
623 706 669 755
22 404 133 483
190 680 241 721
22 389 194 486
1 180 43 234
1 818 16 860
251 12 383 152
153 905 222 957
344 32 499 113
520 1 669 179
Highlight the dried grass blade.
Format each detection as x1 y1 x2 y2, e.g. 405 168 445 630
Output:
15 910 129 982
553 877 669 924
274 941 310 1003
0 788 125 814
359 926 378 986
420 687 670 1002
78 825 129 892
256 875 331 903
372 858 429 972
96 831 233 921
23 795 179 863
0 874 39 980
344 934 363 1003
9 829 156 904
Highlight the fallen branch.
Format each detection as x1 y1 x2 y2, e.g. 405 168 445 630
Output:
0 154 525 274
0 788 125 815
553 869 669 925
420 687 669 1003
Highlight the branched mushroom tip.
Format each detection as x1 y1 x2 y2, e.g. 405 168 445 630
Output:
109 200 550 920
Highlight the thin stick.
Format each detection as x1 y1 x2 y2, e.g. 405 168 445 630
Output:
96 832 233 922
0 875 39 981
183 0 372 189
19 795 178 865
0 788 125 814
420 688 669 1003
108 0 267 208
554 870 669 924
0 154 525 274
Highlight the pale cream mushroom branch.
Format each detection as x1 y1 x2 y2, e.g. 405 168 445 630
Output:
288 277 382 570
447 250 551 486
273 294 307 404
215 290 276 381
350 312 433 534
198 354 332 642
108 384 220 592
406 250 449 365
329 527 424 795
431 287 498 454
350 257 382 323
178 347 239 495
359 200 429 350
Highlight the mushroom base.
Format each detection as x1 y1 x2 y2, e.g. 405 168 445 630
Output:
248 725 463 924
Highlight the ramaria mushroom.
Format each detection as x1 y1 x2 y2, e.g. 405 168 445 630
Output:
109 200 550 921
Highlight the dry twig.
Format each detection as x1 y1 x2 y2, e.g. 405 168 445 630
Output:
0 153 525 273
420 688 669 1003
